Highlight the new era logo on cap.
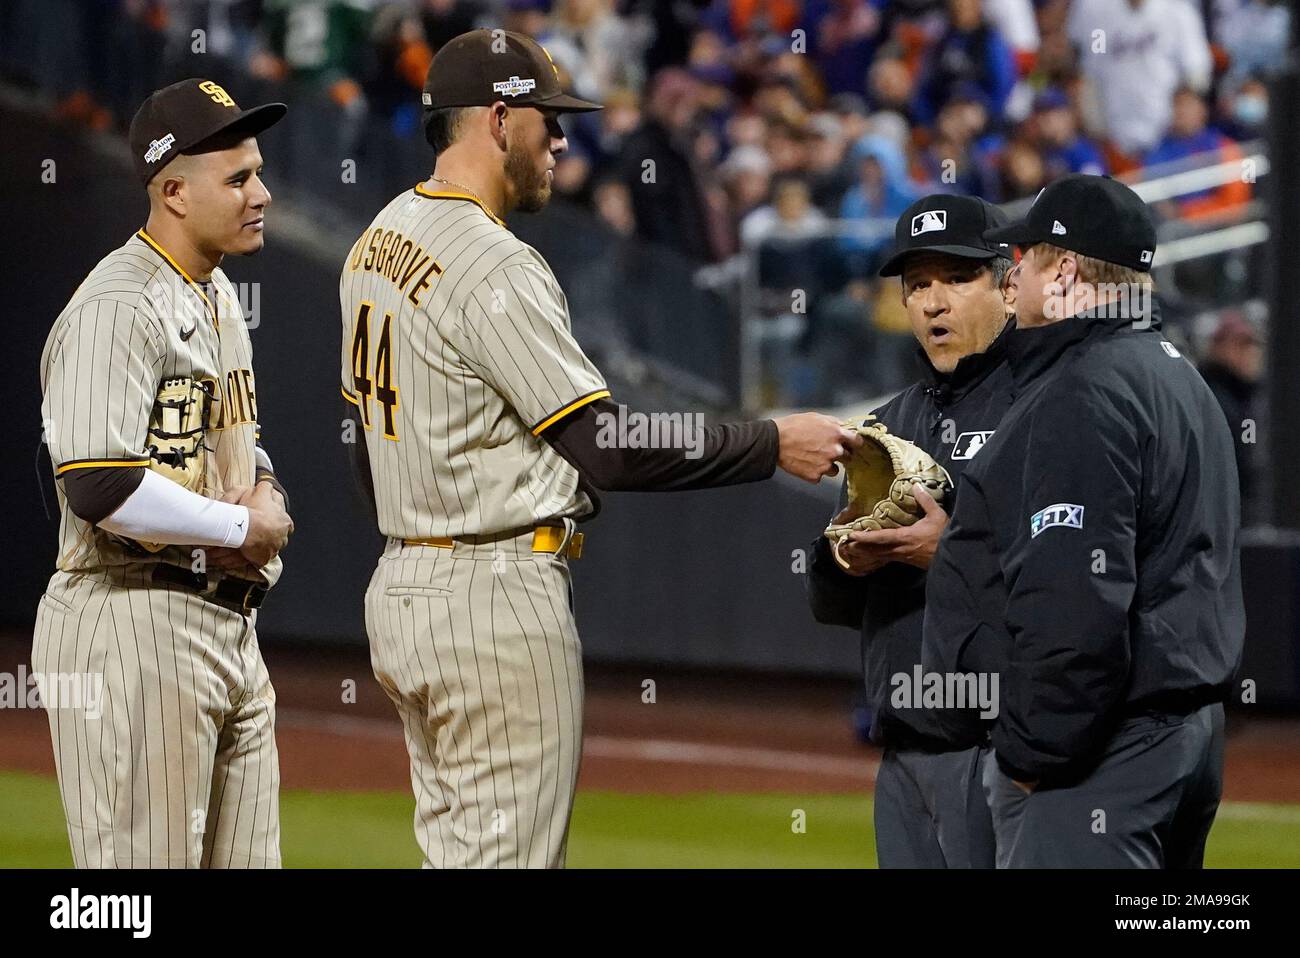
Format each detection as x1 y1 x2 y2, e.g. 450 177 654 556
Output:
144 133 175 164
492 76 537 97
1052 220 1067 235
1140 250 1153 263
911 210 947 236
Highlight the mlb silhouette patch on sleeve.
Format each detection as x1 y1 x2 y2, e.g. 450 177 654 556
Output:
1030 503 1084 538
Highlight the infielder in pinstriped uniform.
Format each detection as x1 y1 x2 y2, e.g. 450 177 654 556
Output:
35 80 294 867
341 30 860 868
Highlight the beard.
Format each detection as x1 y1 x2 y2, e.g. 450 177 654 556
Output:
505 138 552 213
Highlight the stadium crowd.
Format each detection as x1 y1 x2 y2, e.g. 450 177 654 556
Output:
2 0 1277 474
22 0 1286 261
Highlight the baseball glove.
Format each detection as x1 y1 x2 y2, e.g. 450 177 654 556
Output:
135 376 213 552
823 417 952 544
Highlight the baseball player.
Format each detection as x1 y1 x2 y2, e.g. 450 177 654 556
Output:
807 195 1016 868
340 29 858 868
34 79 294 868
923 175 1245 867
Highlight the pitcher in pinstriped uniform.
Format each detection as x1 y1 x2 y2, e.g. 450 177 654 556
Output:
341 30 861 868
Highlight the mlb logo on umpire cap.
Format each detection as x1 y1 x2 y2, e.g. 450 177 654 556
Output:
912 210 947 236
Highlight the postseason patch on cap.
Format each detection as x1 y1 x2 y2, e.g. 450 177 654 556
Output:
911 210 947 236
492 76 537 97
144 133 175 164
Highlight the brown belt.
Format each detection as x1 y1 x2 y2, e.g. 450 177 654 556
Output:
402 525 584 559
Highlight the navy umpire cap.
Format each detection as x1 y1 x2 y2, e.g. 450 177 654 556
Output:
984 173 1158 272
129 78 286 185
879 195 1013 277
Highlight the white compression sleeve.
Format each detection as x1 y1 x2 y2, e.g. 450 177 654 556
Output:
98 470 250 548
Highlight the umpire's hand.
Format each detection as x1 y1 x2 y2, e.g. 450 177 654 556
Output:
836 484 949 572
774 413 864 483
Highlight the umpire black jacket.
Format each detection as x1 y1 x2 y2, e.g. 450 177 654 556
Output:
806 320 1015 749
922 303 1245 784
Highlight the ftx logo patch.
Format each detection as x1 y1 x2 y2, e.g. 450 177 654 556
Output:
1031 503 1084 538
493 76 537 97
952 431 994 460
911 210 947 236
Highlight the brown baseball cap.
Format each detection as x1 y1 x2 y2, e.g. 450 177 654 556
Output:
128 78 286 184
421 29 602 115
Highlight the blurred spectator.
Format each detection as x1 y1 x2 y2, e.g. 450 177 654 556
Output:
419 0 479 50
917 94 986 195
1219 75 1270 142
839 133 919 267
829 92 873 143
503 0 550 40
541 0 650 100
983 0 1041 72
1217 0 1291 89
725 0 803 38
1067 0 1212 161
1030 87 1106 180
367 5 433 134
1145 88 1250 218
740 176 830 246
173 0 265 64
765 119 811 176
868 51 917 120
996 138 1047 201
255 0 371 96
912 0 1017 126
615 68 719 261
593 178 636 236
721 144 773 231
805 111 857 209
814 0 886 96
1199 312 1263 523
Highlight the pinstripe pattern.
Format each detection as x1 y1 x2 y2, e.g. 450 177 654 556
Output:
34 232 282 868
338 189 607 540
343 187 596 867
365 537 583 868
33 569 280 868
39 233 282 588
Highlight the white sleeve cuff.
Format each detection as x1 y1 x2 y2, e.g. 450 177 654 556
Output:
98 470 249 548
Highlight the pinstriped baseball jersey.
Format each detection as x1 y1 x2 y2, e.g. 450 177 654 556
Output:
339 185 608 539
39 230 281 587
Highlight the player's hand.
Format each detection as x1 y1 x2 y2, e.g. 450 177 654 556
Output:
774 413 863 483
239 481 294 568
840 485 949 570
828 532 887 577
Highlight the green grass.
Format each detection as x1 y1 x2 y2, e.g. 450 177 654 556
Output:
2 770 1297 868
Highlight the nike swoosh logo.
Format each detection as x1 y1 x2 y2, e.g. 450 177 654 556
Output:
180 322 197 341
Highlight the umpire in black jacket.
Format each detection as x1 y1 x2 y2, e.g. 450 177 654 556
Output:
923 174 1245 868
807 194 1016 868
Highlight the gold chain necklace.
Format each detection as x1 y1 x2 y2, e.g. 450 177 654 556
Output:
431 177 497 218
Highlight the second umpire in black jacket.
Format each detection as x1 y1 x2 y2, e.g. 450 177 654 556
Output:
922 175 1246 868
807 195 1016 868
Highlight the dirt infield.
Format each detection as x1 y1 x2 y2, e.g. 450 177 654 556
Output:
1 633 1297 802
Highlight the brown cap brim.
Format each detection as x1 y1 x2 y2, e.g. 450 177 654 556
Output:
182 102 287 155
534 92 603 113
